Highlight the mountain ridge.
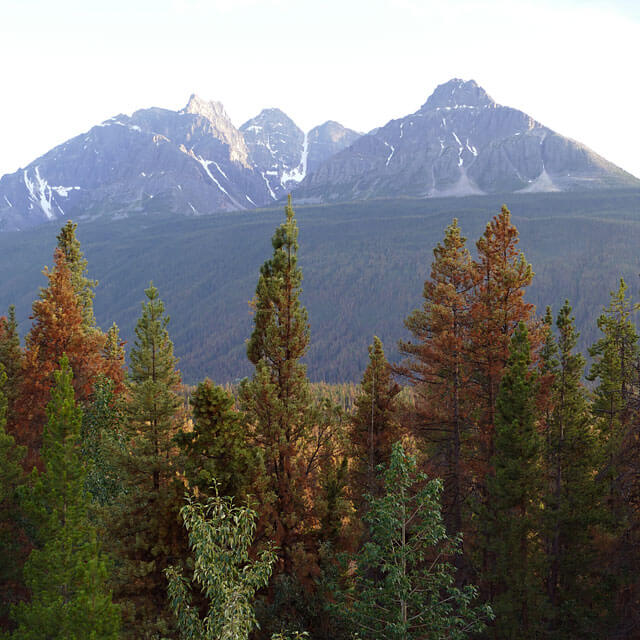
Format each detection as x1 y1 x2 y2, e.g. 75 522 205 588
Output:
0 78 637 231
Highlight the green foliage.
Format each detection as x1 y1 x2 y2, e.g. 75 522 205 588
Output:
543 301 606 637
342 442 492 640
81 376 125 505
351 336 401 503
105 283 186 639
484 322 545 636
239 196 318 579
56 220 97 328
165 488 277 640
176 379 256 500
11 356 120 639
0 364 26 625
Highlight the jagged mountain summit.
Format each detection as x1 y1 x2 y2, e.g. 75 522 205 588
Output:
0 96 359 231
0 79 637 232
295 78 639 202
240 111 361 201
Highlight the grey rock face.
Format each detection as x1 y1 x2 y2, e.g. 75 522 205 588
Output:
306 121 362 175
296 78 639 202
0 96 270 231
240 111 361 201
240 108 306 201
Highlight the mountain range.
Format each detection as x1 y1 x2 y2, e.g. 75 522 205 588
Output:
0 79 637 231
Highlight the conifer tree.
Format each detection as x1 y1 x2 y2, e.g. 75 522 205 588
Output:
176 379 256 500
56 220 97 328
106 283 185 639
543 301 604 637
101 322 127 393
484 322 544 636
11 356 120 639
0 365 26 628
470 205 536 477
0 305 23 425
587 280 640 632
351 336 401 504
239 195 319 581
12 250 106 468
343 442 491 640
588 278 638 458
397 219 476 537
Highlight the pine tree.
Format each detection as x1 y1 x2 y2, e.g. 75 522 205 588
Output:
239 195 319 582
543 301 604 637
484 322 544 637
343 442 492 640
11 356 120 639
587 280 640 633
0 305 23 425
470 205 536 478
101 322 127 393
351 336 401 504
397 219 476 538
176 379 256 501
12 250 106 469
56 220 97 329
105 283 186 639
0 364 26 629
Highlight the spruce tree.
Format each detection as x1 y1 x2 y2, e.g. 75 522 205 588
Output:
484 322 544 636
106 283 185 639
543 301 604 637
11 356 120 639
0 365 26 629
587 280 640 633
176 379 256 501
56 220 97 328
0 305 22 425
351 336 401 504
239 195 319 581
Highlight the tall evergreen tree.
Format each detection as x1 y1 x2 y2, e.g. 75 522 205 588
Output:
469 205 536 478
11 356 120 639
0 364 26 630
542 301 605 638
12 250 106 469
106 283 185 639
239 195 319 582
56 220 97 329
350 336 401 504
484 322 544 637
0 305 23 425
397 219 476 537
587 280 640 633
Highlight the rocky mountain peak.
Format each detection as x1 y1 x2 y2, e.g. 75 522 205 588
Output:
182 94 230 125
421 78 495 111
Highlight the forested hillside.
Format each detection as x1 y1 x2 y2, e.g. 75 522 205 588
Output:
0 189 639 383
2 200 640 639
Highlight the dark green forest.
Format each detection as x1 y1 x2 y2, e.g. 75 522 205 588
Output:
1 193 640 639
1 189 639 383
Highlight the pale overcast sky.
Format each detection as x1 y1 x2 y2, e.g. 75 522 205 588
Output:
1 0 639 178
